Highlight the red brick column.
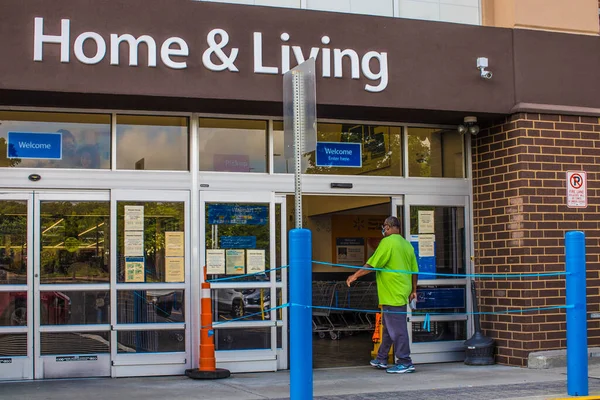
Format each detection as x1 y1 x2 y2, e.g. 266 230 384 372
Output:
472 113 600 366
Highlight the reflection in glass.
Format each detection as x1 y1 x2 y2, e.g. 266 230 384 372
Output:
215 327 271 351
0 333 27 356
213 288 274 322
117 290 185 323
40 291 110 325
116 115 189 171
273 122 402 176
213 288 245 321
0 292 27 326
414 286 466 315
39 291 71 325
117 330 185 353
276 203 282 282
199 118 267 173
412 320 466 343
394 204 405 236
40 201 110 284
0 111 111 169
410 206 465 278
0 201 27 284
117 202 185 283
41 331 110 355
277 327 282 349
205 203 270 283
408 127 464 178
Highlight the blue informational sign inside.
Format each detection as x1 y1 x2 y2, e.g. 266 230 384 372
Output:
416 288 466 309
220 236 257 249
7 132 62 160
316 142 362 168
208 204 268 225
410 235 436 280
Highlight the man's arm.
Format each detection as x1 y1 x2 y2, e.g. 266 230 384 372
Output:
346 263 374 286
409 273 418 301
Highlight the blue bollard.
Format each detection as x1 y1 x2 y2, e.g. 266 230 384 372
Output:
289 229 313 400
565 231 588 396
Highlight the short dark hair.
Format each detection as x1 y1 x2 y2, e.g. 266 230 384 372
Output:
384 216 400 228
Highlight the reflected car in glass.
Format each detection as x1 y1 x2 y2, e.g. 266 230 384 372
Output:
214 289 244 318
0 292 71 326
242 289 270 314
146 290 183 319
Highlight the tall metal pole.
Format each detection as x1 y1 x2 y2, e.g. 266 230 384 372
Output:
565 230 588 396
293 71 304 229
284 59 316 399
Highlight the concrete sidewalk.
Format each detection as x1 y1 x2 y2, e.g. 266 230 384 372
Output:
1 363 600 400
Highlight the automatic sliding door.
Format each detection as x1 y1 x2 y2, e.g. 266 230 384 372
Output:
34 192 111 379
0 193 33 380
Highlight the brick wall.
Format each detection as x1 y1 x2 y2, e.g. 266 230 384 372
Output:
472 113 600 366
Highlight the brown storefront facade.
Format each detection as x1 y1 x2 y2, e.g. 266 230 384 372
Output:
0 0 599 378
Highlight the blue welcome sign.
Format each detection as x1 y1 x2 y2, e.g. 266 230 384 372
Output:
316 142 362 168
7 132 63 160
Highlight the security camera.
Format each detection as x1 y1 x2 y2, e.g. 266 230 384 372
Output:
477 57 492 80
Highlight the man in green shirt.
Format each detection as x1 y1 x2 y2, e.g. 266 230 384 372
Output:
346 216 419 374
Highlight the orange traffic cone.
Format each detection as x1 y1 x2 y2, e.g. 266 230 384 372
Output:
186 266 230 379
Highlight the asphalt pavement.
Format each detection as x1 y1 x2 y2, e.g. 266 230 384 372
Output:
1 362 600 399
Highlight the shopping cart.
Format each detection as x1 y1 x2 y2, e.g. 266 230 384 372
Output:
312 281 379 340
312 281 337 339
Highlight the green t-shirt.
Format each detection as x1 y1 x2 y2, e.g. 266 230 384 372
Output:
366 234 419 306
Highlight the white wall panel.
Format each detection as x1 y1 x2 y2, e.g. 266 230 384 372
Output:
350 0 394 17
201 0 254 5
440 0 478 6
306 0 351 13
256 0 301 7
196 0 481 25
440 4 479 25
397 0 440 21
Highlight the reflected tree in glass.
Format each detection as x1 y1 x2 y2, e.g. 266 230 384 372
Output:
0 201 27 284
40 201 110 284
117 202 184 283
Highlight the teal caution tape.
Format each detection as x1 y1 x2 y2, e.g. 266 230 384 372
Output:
424 313 431 332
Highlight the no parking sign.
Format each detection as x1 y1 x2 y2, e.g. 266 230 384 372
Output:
566 171 587 208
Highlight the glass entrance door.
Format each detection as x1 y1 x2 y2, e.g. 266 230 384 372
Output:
35 191 111 379
395 195 472 363
200 192 287 373
0 192 33 380
110 190 191 377
0 191 111 380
